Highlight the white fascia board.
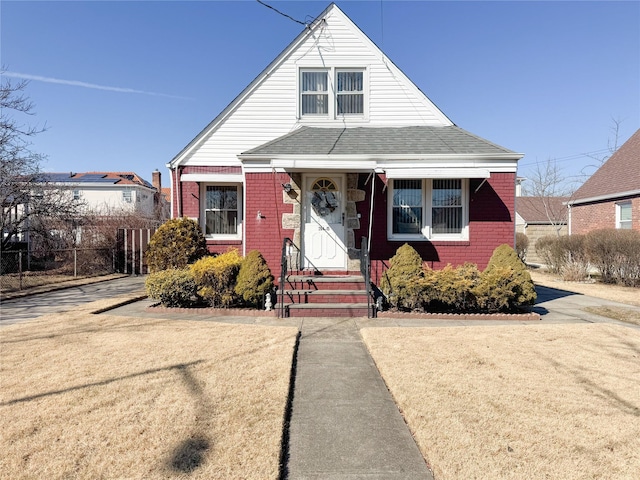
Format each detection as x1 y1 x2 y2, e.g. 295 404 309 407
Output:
385 168 490 179
567 190 640 206
180 173 244 183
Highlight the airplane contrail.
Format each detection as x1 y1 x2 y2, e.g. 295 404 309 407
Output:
3 71 192 100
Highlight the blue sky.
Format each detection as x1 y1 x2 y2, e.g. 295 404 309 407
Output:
2 1 639 188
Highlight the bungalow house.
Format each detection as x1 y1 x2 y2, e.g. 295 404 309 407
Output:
168 4 523 315
568 129 640 234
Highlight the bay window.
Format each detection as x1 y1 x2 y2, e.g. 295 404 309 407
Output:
203 184 242 238
389 178 468 240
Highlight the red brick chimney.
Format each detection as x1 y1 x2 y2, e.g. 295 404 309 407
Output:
152 169 161 191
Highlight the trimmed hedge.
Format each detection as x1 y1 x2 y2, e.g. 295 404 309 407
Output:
145 268 200 308
380 243 424 311
381 244 536 313
235 250 274 308
191 249 243 307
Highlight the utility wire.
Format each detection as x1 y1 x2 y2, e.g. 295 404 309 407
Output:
518 148 610 167
256 0 307 26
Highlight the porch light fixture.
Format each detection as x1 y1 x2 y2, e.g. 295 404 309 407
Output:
282 183 293 193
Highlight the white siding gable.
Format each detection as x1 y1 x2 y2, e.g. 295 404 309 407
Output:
171 4 452 168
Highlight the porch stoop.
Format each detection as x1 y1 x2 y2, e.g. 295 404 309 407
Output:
281 273 374 317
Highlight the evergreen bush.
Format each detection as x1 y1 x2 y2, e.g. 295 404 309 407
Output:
380 243 424 310
145 269 200 308
428 263 480 311
480 244 536 309
235 250 274 308
191 248 243 307
145 218 208 273
473 266 522 312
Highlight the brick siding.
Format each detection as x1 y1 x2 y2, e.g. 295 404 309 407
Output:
571 196 640 234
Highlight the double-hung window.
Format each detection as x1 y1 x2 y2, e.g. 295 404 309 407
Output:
301 71 329 116
616 202 632 229
203 185 242 238
122 190 132 203
336 70 363 115
300 68 365 118
389 179 468 240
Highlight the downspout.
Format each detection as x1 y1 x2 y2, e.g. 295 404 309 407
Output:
176 166 183 218
367 171 375 254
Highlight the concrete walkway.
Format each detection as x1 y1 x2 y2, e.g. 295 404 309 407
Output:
286 317 433 480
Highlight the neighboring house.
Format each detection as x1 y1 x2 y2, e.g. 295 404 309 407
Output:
168 3 523 283
47 171 161 218
515 196 568 264
568 129 640 234
3 171 167 246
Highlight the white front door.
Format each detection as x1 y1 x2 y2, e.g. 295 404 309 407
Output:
303 175 347 270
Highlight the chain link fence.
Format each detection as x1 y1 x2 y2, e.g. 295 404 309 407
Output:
1 248 116 294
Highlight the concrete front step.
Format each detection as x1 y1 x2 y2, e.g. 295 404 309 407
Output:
284 302 373 318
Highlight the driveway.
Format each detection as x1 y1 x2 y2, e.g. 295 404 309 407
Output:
0 276 146 326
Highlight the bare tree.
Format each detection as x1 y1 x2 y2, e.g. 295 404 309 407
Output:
521 158 573 236
1 74 82 250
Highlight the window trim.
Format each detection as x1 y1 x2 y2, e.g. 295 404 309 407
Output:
616 201 632 229
387 178 469 241
201 183 243 240
298 67 367 120
122 189 132 203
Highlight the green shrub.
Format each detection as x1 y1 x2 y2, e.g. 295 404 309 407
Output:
426 263 480 311
191 249 243 307
145 269 200 308
482 244 536 309
235 250 274 308
584 229 640 286
473 266 523 312
380 243 424 310
515 232 529 263
145 218 208 273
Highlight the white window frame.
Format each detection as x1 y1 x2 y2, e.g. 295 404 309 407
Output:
72 189 81 201
299 67 367 120
122 189 132 203
616 201 632 229
387 178 469 241
300 69 329 117
201 183 243 240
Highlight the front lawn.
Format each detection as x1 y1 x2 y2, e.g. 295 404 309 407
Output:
362 324 640 480
0 303 298 479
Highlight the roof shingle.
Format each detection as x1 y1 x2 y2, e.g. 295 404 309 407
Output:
572 129 640 202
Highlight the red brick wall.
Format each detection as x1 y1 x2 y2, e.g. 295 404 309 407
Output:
360 172 516 283
571 196 640 234
244 172 295 274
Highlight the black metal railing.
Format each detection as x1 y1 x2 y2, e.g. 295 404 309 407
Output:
279 237 301 318
360 236 374 318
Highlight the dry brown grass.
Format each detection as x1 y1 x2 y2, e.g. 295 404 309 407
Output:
0 302 298 479
529 269 640 307
585 306 640 326
362 324 640 480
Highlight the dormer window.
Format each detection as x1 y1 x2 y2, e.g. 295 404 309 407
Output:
300 68 366 119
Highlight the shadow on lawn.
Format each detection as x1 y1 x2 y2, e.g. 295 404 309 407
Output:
0 360 205 407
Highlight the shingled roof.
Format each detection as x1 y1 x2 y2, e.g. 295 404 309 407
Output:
241 126 518 157
571 129 640 204
516 196 568 224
